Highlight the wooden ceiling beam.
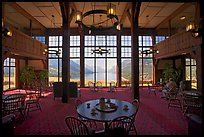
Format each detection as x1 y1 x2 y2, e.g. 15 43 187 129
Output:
9 2 46 31
120 3 131 25
60 2 72 24
155 3 192 29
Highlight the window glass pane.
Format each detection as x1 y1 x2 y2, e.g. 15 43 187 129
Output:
143 59 153 85
96 36 106 46
107 59 116 85
70 59 80 86
85 59 94 86
155 36 166 44
49 59 59 82
185 66 190 80
142 36 152 46
3 67 9 90
96 59 105 86
85 36 95 46
191 66 197 89
121 59 131 86
49 36 58 47
70 47 80 57
185 58 191 65
10 67 16 89
191 59 196 65
107 36 117 46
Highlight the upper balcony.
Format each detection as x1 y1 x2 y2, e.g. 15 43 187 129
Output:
154 30 202 59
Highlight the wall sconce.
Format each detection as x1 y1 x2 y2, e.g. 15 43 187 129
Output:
186 21 201 37
3 27 13 37
43 49 61 56
91 47 110 55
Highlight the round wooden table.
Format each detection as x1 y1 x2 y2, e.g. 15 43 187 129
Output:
77 98 137 131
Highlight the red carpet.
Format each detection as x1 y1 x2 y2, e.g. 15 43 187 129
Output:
5 87 188 135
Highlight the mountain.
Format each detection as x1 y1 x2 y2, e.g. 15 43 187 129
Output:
49 59 93 78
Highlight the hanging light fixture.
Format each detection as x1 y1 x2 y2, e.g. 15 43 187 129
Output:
75 2 120 33
186 21 196 32
75 11 82 23
140 48 159 56
43 48 61 56
91 47 110 55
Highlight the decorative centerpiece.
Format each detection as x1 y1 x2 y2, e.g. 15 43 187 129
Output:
95 97 117 112
99 97 106 109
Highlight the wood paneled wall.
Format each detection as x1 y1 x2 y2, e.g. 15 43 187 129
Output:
154 30 202 59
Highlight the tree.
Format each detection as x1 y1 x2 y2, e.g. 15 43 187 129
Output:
20 66 36 88
162 64 182 85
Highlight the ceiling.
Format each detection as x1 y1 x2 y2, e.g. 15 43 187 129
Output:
3 2 197 31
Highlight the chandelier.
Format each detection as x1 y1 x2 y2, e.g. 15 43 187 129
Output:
75 3 121 34
91 47 110 55
140 48 159 56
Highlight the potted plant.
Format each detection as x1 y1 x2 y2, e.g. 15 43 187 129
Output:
162 64 182 85
20 66 36 89
39 69 48 85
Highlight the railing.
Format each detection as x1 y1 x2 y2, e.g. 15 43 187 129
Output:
2 25 47 60
154 30 202 59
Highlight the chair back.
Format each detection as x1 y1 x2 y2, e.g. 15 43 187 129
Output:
75 99 82 109
65 116 91 135
3 94 26 115
107 116 134 135
131 99 140 114
88 81 94 87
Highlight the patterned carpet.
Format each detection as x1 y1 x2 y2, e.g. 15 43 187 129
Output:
5 87 188 135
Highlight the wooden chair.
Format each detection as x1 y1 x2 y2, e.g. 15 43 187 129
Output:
24 85 42 116
168 81 185 109
182 94 202 115
130 99 140 135
88 81 94 91
65 116 95 135
2 94 26 119
74 99 97 129
107 116 134 135
96 81 103 92
147 83 156 95
167 87 182 109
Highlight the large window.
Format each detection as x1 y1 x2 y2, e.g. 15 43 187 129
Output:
70 36 80 84
3 58 16 90
84 35 117 86
48 36 62 82
155 36 169 44
139 36 153 86
185 58 197 89
121 36 131 86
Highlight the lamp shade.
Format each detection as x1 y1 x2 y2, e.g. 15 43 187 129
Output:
186 22 196 32
75 11 82 23
107 3 116 17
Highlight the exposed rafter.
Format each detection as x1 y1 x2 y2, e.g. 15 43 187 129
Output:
9 2 46 31
155 3 192 29
60 2 72 24
120 2 131 25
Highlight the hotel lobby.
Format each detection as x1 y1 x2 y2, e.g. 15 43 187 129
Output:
2 1 203 135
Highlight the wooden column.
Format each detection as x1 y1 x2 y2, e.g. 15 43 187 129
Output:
80 31 85 87
117 32 121 87
200 0 203 95
152 34 156 84
60 2 70 103
131 2 141 100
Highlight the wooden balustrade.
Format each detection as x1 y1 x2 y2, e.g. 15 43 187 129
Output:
2 26 47 60
154 30 202 59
